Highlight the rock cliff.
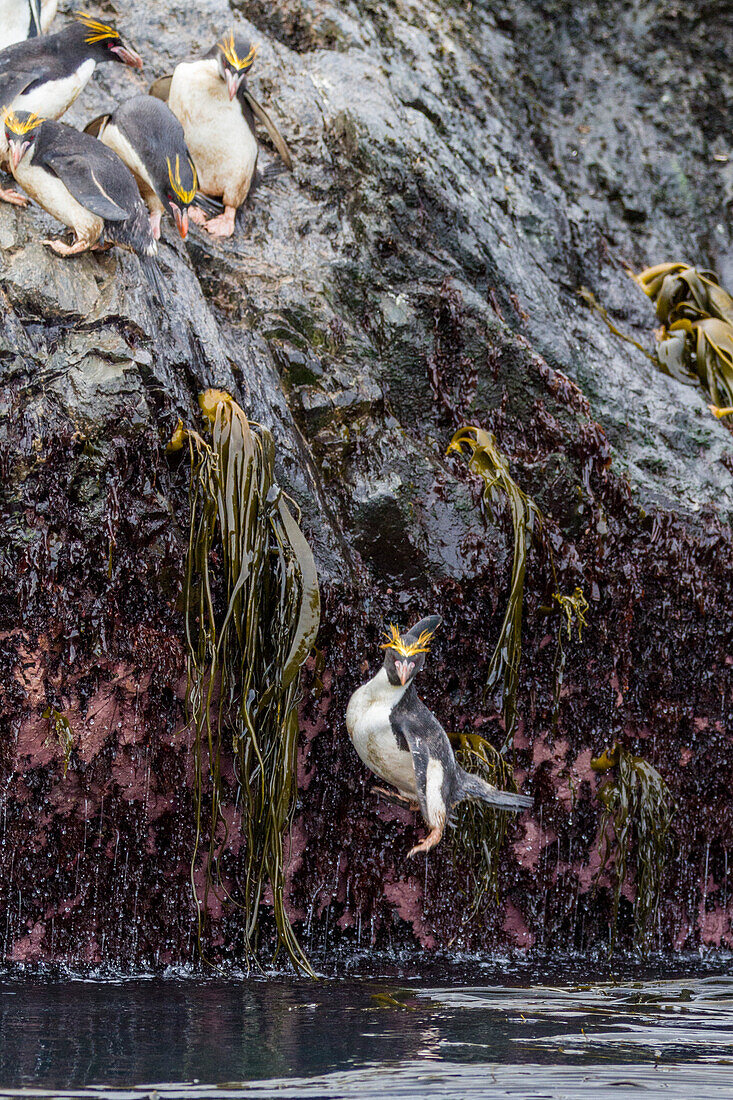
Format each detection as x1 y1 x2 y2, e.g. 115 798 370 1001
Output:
0 0 731 964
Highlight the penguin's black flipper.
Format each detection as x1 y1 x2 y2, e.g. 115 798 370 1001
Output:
40 149 130 221
29 0 43 36
242 90 292 169
390 686 533 819
83 113 110 138
390 687 455 763
148 74 173 101
191 192 224 217
389 687 454 820
0 69 36 107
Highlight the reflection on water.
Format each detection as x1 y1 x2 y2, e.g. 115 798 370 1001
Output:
0 960 731 1099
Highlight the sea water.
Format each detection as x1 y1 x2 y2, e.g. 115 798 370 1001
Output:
0 957 731 1098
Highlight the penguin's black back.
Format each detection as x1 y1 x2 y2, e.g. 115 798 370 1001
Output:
0 23 99 103
32 120 155 254
108 96 194 197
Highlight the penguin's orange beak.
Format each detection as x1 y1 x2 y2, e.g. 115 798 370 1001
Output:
8 138 29 170
110 42 143 70
225 69 244 100
396 659 415 686
171 204 189 239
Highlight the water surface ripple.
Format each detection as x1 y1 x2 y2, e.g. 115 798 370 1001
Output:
0 965 731 1099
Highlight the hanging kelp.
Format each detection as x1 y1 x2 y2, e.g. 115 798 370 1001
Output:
635 263 733 415
551 587 589 731
448 427 542 750
449 733 522 920
592 743 672 952
169 389 320 974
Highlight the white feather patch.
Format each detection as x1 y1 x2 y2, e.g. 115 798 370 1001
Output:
0 0 32 49
13 156 103 245
168 58 257 208
425 758 446 829
346 668 417 797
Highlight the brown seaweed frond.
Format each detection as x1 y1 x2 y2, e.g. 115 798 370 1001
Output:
449 733 521 923
174 389 320 975
592 743 672 953
448 426 543 751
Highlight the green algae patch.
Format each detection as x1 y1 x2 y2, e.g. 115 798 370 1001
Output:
593 743 672 953
175 390 320 975
448 426 542 751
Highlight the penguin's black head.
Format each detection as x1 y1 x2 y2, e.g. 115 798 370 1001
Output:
163 154 198 239
380 615 442 687
4 110 43 170
72 11 143 70
214 31 257 100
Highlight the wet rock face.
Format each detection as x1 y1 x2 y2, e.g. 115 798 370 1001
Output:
0 0 732 964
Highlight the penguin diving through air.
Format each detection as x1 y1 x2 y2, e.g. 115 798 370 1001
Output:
5 109 156 258
149 31 292 238
85 96 198 240
0 0 58 50
346 617 533 857
0 11 143 206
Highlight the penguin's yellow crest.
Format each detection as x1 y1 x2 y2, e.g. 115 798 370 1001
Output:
380 623 435 658
73 11 120 42
219 32 257 71
3 108 42 135
167 155 198 204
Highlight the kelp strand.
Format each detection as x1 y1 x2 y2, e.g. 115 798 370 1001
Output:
592 743 672 952
634 262 733 412
552 587 589 731
448 426 542 750
583 264 733 415
175 390 320 974
449 733 521 925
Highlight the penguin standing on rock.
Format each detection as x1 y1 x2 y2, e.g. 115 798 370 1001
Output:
86 96 198 240
346 617 533 857
0 0 58 49
150 31 292 238
5 109 156 257
0 12 143 206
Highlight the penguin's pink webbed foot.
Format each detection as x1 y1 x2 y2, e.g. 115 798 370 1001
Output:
408 824 444 858
0 187 28 206
149 210 162 240
189 206 207 226
205 205 236 238
43 237 92 256
373 786 420 811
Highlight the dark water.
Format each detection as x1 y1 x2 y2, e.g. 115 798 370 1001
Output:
0 958 732 1099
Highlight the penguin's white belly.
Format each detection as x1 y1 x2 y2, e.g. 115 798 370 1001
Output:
40 0 58 32
347 688 417 798
0 2 31 49
14 160 103 243
14 59 96 120
168 61 257 208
